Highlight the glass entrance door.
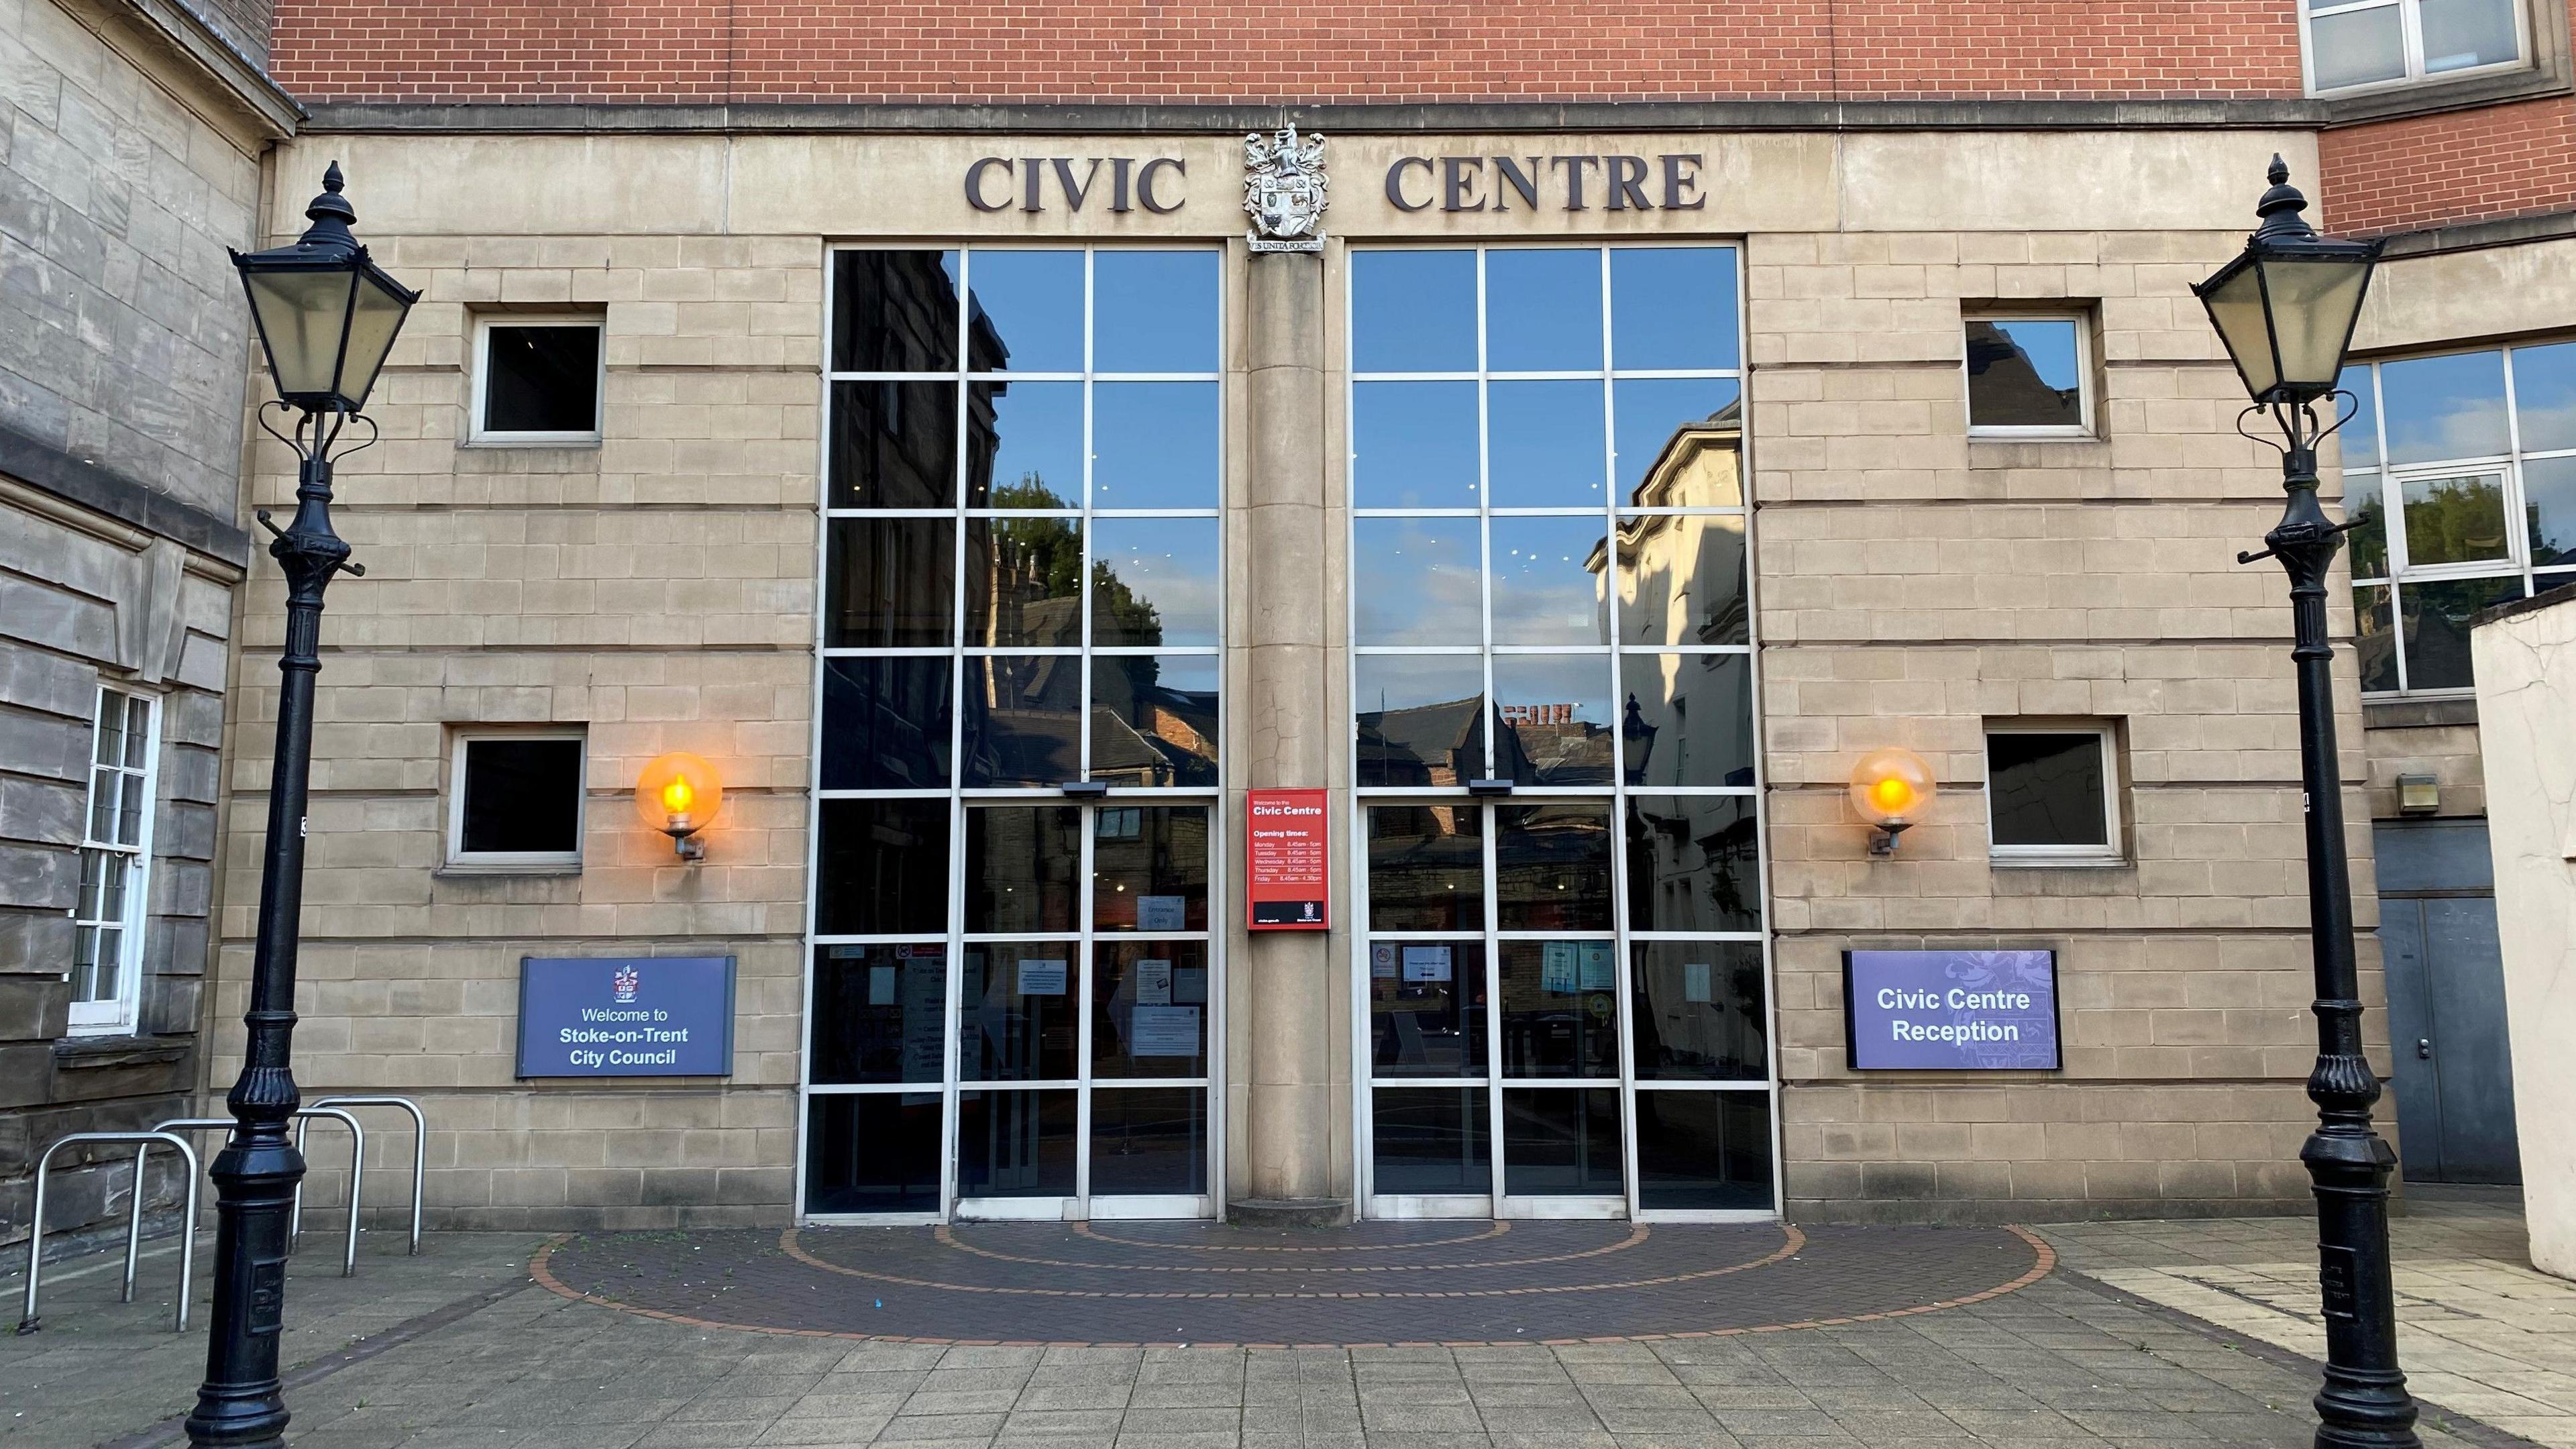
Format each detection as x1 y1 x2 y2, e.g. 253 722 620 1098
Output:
804 801 1216 1221
1348 241 1776 1220
801 243 1223 1222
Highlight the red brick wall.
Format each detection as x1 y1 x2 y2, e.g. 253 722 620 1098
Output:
2319 96 2576 235
272 0 2300 105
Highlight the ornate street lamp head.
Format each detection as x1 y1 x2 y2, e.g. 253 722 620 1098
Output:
2192 156 2382 408
229 162 421 416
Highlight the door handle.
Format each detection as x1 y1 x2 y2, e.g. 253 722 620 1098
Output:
2416 1038 2432 1059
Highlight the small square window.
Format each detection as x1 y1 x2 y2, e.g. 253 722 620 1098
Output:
449 732 586 867
472 317 602 443
1965 315 2092 437
1986 724 2122 865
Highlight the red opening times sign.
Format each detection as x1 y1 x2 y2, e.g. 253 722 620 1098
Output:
1246 788 1330 930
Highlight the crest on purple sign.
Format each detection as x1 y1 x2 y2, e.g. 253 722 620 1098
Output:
1842 949 2061 1071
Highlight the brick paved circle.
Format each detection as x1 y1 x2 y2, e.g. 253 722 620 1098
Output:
531 1220 2053 1346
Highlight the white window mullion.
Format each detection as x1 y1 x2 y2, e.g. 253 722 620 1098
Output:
68 687 157 1036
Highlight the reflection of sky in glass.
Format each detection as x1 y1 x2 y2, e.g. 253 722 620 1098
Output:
1353 251 1476 372
2510 341 2576 453
978 382 1082 506
1093 251 1218 374
1091 517 1220 646
1354 517 1481 645
1489 515 1609 645
1355 653 1483 714
1611 248 1739 371
1354 382 1480 508
1615 378 1737 501
2520 455 2576 566
1489 380 1606 506
1092 382 1218 508
967 251 1083 372
2337 364 2380 472
1485 250 1602 371
1990 319 2081 391
2381 350 2510 465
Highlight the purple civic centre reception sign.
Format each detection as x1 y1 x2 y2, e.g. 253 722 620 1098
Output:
1842 949 2061 1071
517 955 736 1077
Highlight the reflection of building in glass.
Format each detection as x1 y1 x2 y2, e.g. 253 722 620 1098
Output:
1964 320 2080 423
1358 698 1484 787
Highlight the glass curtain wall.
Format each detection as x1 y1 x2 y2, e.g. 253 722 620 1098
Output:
2339 343 2576 695
1348 245 1776 1220
804 248 1224 1220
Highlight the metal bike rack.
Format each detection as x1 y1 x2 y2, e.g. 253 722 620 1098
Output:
157 1106 365 1277
305 1096 425 1254
17 1130 199 1334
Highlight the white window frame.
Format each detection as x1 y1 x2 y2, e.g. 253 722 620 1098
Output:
445 728 588 870
68 686 158 1036
2302 0 2530 97
1963 311 2094 440
467 314 606 445
2343 341 2576 698
1984 722 2123 867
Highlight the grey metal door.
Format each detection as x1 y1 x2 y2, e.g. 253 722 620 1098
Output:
2374 819 2520 1185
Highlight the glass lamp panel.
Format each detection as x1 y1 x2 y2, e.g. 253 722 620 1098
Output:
243 268 358 400
2255 254 2372 397
337 273 413 408
2198 262 2279 401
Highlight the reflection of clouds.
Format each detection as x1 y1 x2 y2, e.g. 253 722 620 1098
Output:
1356 517 1481 644
1093 524 1221 643
2381 352 2510 463
1490 519 1611 645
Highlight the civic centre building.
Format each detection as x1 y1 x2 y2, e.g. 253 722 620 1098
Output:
58 0 2547 1236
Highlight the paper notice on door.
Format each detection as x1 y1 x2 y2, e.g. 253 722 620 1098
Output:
1018 959 1067 996
1542 941 1578 995
1130 1005 1200 1057
1136 958 1173 1004
1371 945 1399 980
868 964 896 1006
1401 946 1452 983
1579 941 1615 992
1684 960 1713 1004
1173 965 1208 1003
1137 895 1187 930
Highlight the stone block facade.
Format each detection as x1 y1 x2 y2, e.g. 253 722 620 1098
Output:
0 0 288 1247
203 124 2425 1230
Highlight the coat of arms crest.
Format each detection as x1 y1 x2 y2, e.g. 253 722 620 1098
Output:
1244 125 1328 252
612 965 641 1003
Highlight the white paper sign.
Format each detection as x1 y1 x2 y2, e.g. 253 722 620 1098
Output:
1137 894 1187 930
1542 941 1578 994
867 964 896 1006
1401 946 1452 983
1136 959 1173 1005
1018 958 1067 996
1130 1005 1200 1056
1579 941 1615 992
1371 945 1399 980
1684 961 1713 1004
1173 965 1208 1004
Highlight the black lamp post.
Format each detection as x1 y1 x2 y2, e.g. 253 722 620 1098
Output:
189 163 416 1449
2193 159 2414 1449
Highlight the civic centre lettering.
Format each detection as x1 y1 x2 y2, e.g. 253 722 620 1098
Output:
1383 153 1707 213
1842 949 2061 1071
964 156 1187 214
517 955 735 1077
1246 788 1330 929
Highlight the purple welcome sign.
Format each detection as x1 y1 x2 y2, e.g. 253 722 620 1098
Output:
1843 950 2061 1071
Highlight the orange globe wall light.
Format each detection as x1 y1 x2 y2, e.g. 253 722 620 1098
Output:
1848 747 1936 856
636 752 724 861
